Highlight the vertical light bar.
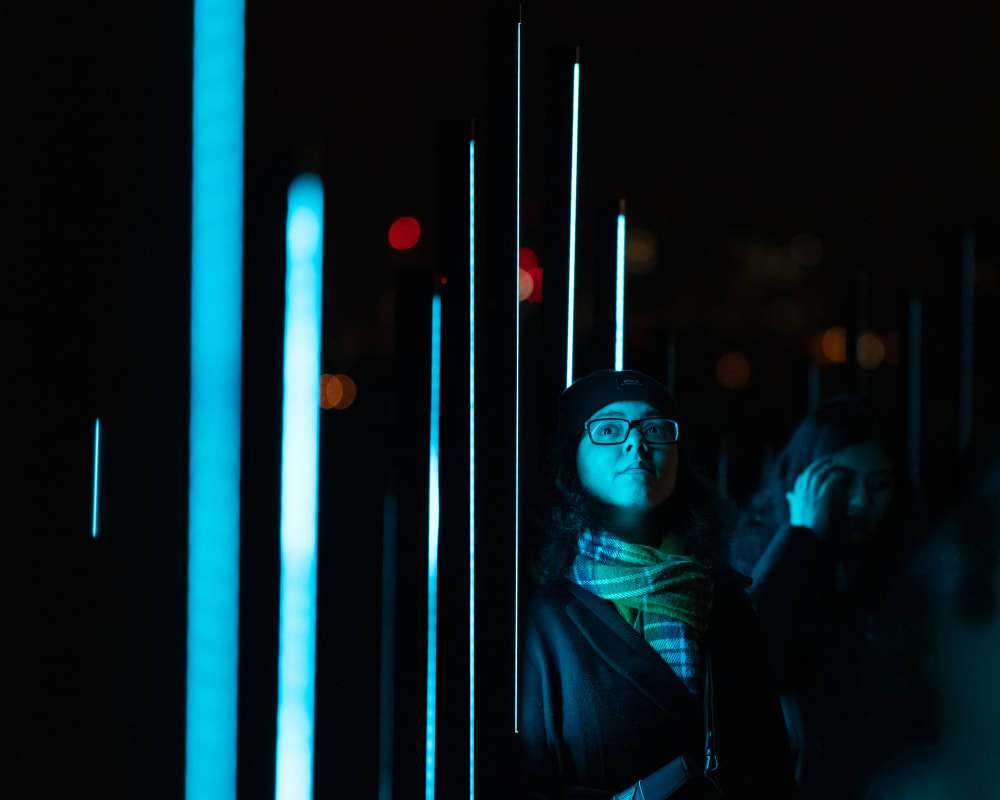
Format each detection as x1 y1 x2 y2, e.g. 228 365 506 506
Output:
186 0 244 797
92 418 100 538
908 293 922 486
275 174 324 800
959 226 975 451
513 18 522 735
565 55 580 388
469 137 476 798
614 202 625 371
377 483 397 800
426 294 442 800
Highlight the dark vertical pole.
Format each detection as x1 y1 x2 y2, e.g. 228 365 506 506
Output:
959 225 976 452
666 328 677 395
854 270 870 396
808 359 821 411
907 293 922 486
717 433 729 496
378 477 397 800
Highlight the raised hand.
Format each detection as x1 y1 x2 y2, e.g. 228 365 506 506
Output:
784 456 852 541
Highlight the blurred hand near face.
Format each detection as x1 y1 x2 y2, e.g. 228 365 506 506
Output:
785 456 852 542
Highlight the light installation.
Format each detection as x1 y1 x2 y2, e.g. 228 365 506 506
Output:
92 418 100 538
186 0 244 797
426 294 442 800
566 55 580 388
275 175 325 800
468 136 476 798
513 18 522 735
615 204 625 371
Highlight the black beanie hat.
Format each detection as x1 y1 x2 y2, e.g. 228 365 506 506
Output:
558 370 678 448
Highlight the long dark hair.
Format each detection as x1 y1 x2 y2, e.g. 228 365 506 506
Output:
730 395 919 590
530 423 735 589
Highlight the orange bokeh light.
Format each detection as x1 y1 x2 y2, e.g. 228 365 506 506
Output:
821 327 847 363
716 352 752 390
331 374 357 410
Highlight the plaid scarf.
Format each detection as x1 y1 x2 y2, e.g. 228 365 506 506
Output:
567 531 714 695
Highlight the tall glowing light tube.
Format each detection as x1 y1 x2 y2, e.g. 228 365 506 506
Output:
513 18 522 736
186 1 244 797
469 137 476 798
614 205 625 371
426 294 442 800
92 418 100 538
566 56 580 389
275 174 324 800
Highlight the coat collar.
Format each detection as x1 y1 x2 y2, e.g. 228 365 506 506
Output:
563 580 703 736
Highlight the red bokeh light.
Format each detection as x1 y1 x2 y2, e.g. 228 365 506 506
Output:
389 216 421 250
519 247 542 302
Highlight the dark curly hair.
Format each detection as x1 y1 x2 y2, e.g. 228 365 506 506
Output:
529 423 735 589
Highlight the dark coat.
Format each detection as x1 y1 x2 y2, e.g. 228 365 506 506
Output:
519 574 796 799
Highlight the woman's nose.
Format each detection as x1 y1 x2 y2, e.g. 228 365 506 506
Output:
849 481 872 510
623 427 647 451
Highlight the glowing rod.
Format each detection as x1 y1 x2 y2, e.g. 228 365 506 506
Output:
92 418 100 538
513 17 522 736
469 136 476 797
275 174 324 800
614 201 625 371
566 53 580 388
186 1 244 797
426 294 442 800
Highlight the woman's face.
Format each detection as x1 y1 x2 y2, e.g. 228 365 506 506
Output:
576 400 679 514
826 441 895 540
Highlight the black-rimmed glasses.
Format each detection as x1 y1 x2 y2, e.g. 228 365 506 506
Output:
583 417 679 445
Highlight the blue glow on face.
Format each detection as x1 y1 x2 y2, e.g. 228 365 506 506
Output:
615 212 625 371
275 175 324 800
566 60 580 389
92 419 100 538
186 2 244 798
427 294 442 800
469 138 476 797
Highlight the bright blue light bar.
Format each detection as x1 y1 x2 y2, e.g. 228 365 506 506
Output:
427 294 442 800
614 210 625 371
566 59 580 389
513 19 522 736
92 419 100 538
186 1 244 797
275 175 324 800
469 137 476 798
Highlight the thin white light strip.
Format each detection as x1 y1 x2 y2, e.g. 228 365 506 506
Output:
513 19 521 735
426 294 442 800
469 137 476 798
566 59 580 389
186 1 244 797
615 210 625 371
275 174 324 800
92 418 100 538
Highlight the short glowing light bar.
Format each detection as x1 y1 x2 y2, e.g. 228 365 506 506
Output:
469 137 476 797
426 294 442 800
565 55 580 388
186 1 244 797
92 418 100 538
614 204 625 371
275 174 325 800
513 18 522 735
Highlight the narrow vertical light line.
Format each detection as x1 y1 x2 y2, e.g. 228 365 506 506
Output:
959 226 975 452
566 57 580 389
908 294 922 486
275 174 324 800
469 137 476 799
187 1 244 797
426 294 443 800
614 206 625 371
92 418 100 538
513 18 522 736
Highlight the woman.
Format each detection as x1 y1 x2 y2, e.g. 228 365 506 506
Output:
520 370 794 799
729 396 936 798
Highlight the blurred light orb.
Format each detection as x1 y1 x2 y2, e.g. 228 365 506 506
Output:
320 373 341 409
519 248 543 302
518 247 538 272
821 327 847 363
330 373 357 410
716 352 752 390
790 233 823 267
518 268 534 302
625 228 658 274
388 216 421 250
857 332 886 370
